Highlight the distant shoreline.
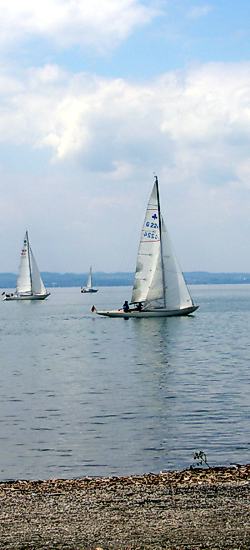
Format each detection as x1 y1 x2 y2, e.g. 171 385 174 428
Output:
2 271 250 288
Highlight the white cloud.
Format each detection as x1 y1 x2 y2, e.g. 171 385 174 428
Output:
187 4 213 19
1 61 250 178
0 0 157 51
1 61 250 271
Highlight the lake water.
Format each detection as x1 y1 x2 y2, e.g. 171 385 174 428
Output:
0 285 249 481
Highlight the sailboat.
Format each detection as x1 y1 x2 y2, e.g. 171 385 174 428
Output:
96 176 198 318
3 231 50 301
81 266 98 293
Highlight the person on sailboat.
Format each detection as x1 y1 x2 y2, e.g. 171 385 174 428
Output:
123 300 130 312
136 302 143 311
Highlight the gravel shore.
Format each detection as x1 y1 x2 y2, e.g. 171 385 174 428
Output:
0 464 249 549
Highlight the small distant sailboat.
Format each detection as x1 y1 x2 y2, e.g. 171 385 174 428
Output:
81 266 98 294
96 176 198 318
3 231 50 301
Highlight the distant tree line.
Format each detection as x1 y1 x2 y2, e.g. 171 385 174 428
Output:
1 271 250 288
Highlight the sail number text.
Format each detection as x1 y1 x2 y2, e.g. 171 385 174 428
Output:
146 221 158 229
143 221 159 239
144 231 158 240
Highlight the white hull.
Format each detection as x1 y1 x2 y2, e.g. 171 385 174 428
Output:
3 292 50 301
81 288 98 294
96 305 199 318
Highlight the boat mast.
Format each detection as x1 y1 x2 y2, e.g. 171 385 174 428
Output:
155 175 166 308
26 230 33 294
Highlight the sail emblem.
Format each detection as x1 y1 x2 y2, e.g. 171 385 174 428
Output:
152 213 157 220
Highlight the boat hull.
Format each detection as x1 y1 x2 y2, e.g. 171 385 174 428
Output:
81 288 98 293
3 293 50 301
96 305 199 318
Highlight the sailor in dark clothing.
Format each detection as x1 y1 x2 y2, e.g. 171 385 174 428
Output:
123 300 129 312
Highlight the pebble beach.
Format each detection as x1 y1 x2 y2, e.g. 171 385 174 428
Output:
0 464 249 549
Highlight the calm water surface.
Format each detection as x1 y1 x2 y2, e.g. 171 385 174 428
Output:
0 285 249 480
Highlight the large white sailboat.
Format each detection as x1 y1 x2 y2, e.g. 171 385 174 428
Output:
96 176 198 318
81 266 98 293
3 231 50 301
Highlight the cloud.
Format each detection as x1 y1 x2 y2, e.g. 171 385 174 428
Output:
187 4 213 20
1 61 250 271
1 61 250 181
0 0 158 52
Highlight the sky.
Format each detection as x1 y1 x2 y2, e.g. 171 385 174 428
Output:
1 0 250 273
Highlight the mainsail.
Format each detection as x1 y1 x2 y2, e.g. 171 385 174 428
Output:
86 267 93 289
131 179 193 311
131 182 164 307
16 233 32 294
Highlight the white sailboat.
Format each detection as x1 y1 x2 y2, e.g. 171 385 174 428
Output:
96 176 198 318
81 266 98 293
3 231 50 301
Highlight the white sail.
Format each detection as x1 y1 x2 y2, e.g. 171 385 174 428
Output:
81 266 98 293
16 232 32 294
86 267 92 289
161 220 193 311
131 182 165 307
3 230 50 301
131 179 194 312
30 248 47 295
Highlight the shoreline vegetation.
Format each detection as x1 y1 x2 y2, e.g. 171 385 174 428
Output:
2 271 250 288
0 464 249 549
